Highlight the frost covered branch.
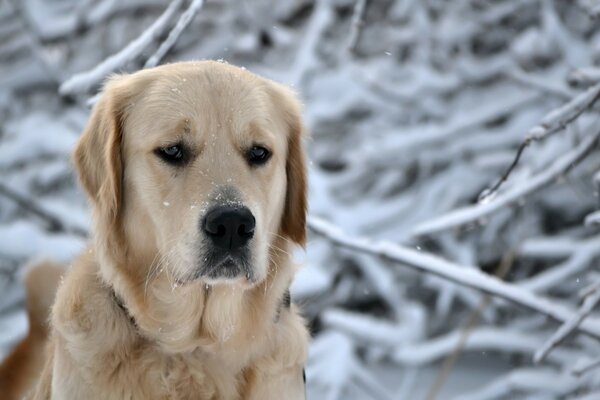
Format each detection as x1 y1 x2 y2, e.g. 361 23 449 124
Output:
572 357 600 376
0 183 87 238
308 216 600 338
347 0 368 54
477 82 600 204
144 0 205 68
413 129 600 236
59 0 185 95
534 288 600 364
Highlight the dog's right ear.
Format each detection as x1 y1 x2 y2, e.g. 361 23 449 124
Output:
73 76 130 223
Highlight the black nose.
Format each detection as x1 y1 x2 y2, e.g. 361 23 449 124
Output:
203 206 255 250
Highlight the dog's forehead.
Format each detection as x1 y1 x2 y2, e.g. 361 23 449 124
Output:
124 66 278 145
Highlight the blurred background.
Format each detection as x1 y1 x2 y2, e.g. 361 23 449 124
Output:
2 0 600 398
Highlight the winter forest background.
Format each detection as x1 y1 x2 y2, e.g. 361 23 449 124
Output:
2 0 600 398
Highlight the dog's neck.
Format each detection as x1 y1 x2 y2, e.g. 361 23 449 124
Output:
98 237 296 357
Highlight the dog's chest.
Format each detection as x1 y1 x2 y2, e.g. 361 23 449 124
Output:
67 346 243 400
138 349 243 399
62 330 239 396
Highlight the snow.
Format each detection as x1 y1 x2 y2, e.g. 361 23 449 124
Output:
3 0 600 398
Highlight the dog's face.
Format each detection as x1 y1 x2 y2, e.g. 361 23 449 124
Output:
74 62 306 289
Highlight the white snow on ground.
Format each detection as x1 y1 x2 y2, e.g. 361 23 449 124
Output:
3 0 600 398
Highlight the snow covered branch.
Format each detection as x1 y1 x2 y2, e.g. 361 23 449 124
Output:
347 0 368 54
308 216 600 339
59 0 185 95
144 0 205 68
0 182 87 238
413 129 600 236
534 288 600 364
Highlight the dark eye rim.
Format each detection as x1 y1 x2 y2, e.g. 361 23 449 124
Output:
247 145 272 166
154 143 189 165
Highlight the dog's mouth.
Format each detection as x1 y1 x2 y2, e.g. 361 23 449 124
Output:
193 248 255 284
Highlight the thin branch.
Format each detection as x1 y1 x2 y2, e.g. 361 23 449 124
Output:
414 128 600 236
476 138 532 204
59 0 185 95
529 82 600 140
477 82 600 204
425 251 516 400
0 183 87 238
347 0 368 54
507 68 574 100
308 216 600 339
144 0 205 68
572 357 600 376
534 288 600 364
568 67 600 87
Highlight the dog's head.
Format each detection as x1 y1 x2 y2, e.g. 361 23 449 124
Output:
74 61 306 290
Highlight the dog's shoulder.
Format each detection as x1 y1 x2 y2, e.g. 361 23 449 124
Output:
51 248 133 345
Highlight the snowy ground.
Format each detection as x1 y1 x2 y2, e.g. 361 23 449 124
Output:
3 0 600 398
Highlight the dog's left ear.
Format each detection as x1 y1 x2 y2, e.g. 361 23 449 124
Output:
268 82 308 247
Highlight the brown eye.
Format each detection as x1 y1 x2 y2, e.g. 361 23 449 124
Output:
247 145 271 166
155 144 187 165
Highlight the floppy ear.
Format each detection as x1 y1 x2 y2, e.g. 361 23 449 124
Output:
269 83 308 247
73 76 129 224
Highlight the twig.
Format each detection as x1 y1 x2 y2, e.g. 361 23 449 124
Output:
476 138 532 204
347 0 368 54
391 327 578 366
425 251 516 400
534 288 600 364
308 216 600 339
144 0 205 68
0 183 87 238
530 82 600 140
477 82 600 204
59 0 185 95
6 0 62 84
518 237 600 292
507 68 574 100
572 357 600 376
568 67 600 87
414 128 600 236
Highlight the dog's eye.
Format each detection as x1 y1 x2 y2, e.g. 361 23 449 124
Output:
247 146 271 166
155 144 187 165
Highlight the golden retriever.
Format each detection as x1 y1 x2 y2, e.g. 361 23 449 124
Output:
0 61 309 399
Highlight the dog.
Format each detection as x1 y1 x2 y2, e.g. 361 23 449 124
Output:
0 61 309 399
